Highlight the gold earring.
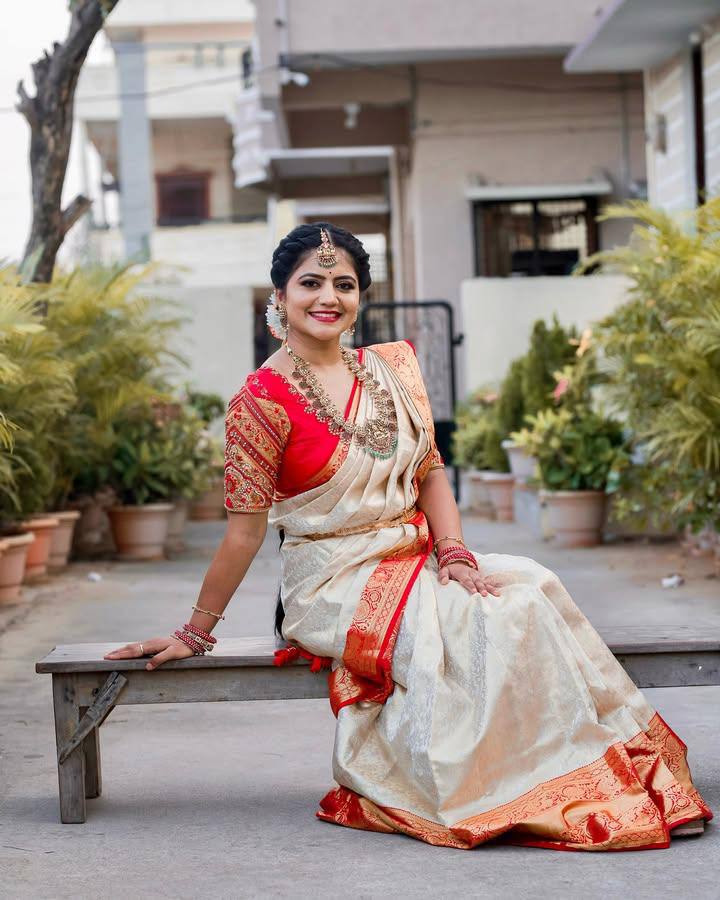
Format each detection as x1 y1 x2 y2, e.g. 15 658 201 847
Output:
278 303 288 331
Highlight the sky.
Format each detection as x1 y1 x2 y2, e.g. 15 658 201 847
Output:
0 2 109 263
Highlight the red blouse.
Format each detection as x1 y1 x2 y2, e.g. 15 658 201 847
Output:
224 342 443 512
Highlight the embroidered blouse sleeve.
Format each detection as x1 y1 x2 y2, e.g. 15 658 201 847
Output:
223 381 292 512
404 340 444 470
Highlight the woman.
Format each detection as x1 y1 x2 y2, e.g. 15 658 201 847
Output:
105 222 712 851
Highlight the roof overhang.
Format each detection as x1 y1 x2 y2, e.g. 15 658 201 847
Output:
295 197 390 217
267 146 394 179
565 0 719 73
465 180 613 201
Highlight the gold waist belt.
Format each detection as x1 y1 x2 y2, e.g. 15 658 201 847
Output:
304 505 419 541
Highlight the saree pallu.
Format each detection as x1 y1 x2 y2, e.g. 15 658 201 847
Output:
267 342 712 851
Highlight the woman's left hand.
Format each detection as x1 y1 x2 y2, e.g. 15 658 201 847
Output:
439 562 503 597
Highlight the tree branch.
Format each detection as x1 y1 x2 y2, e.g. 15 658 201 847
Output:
61 194 93 235
15 80 37 130
18 0 120 283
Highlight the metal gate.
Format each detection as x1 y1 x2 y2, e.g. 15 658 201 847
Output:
355 301 463 499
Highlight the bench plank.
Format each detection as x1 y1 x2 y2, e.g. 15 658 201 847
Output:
34 626 720 674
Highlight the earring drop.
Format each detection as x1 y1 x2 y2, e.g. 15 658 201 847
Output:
265 290 288 340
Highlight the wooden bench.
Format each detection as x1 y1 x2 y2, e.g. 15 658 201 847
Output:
36 627 719 827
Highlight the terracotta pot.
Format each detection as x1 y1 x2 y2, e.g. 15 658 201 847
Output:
22 517 60 581
189 479 226 521
465 469 495 518
166 499 189 551
479 472 515 522
108 504 174 560
539 489 607 548
47 510 81 571
501 439 538 484
69 490 117 559
0 532 34 602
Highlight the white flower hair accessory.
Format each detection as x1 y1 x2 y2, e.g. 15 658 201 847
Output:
265 290 287 340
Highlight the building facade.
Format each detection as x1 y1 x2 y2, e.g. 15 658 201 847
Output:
76 1 664 400
244 0 648 395
74 0 268 400
567 0 720 212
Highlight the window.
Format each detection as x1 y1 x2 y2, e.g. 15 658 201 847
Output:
473 197 598 277
156 171 210 225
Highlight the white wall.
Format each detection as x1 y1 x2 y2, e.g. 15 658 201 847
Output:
409 57 644 310
703 22 720 197
644 52 696 211
164 284 255 401
83 221 271 401
460 274 631 393
281 0 606 60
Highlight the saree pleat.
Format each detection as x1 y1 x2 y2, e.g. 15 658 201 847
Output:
263 341 712 852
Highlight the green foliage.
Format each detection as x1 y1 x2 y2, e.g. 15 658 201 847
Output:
454 317 579 472
185 389 226 425
42 263 187 504
581 198 720 530
452 399 508 472
511 406 630 492
0 269 75 525
0 262 189 521
108 400 223 506
520 317 580 416
495 359 526 438
494 317 580 438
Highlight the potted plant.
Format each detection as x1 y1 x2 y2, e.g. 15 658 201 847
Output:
181 388 227 524
189 468 225 521
106 403 180 560
161 401 222 551
581 197 720 552
452 388 503 517
22 516 61 580
0 272 74 585
501 319 580 479
40 263 186 559
512 405 629 547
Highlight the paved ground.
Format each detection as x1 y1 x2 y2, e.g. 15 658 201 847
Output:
1 516 718 899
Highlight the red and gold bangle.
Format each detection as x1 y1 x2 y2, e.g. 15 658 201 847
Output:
173 630 205 655
183 623 217 644
182 627 214 652
437 546 478 570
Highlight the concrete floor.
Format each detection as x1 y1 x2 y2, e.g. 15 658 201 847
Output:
1 518 718 899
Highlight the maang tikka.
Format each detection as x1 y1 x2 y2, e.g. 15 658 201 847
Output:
316 227 338 268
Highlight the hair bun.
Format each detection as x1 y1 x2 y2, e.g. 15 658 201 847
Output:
270 222 372 291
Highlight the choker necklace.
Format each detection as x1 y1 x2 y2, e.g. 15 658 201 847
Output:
284 342 398 459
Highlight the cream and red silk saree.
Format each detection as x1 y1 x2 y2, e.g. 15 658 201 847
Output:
224 340 712 851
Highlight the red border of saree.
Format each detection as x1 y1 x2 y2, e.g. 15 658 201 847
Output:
317 711 712 851
328 510 432 717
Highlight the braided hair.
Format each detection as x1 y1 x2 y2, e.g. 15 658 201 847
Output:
270 221 372 292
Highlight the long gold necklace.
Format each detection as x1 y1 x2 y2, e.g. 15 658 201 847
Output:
284 343 398 459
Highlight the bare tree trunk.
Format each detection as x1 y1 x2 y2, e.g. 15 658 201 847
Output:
16 0 119 283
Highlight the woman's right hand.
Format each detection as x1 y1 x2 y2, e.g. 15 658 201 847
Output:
103 636 195 671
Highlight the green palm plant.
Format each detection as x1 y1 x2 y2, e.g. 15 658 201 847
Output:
0 268 75 526
42 263 188 505
580 197 720 531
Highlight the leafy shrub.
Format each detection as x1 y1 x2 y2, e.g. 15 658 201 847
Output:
581 198 720 531
511 406 629 492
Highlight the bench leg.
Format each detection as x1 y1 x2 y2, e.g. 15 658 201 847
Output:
52 674 86 823
80 706 102 799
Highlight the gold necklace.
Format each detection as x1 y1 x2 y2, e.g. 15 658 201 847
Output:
284 343 398 459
